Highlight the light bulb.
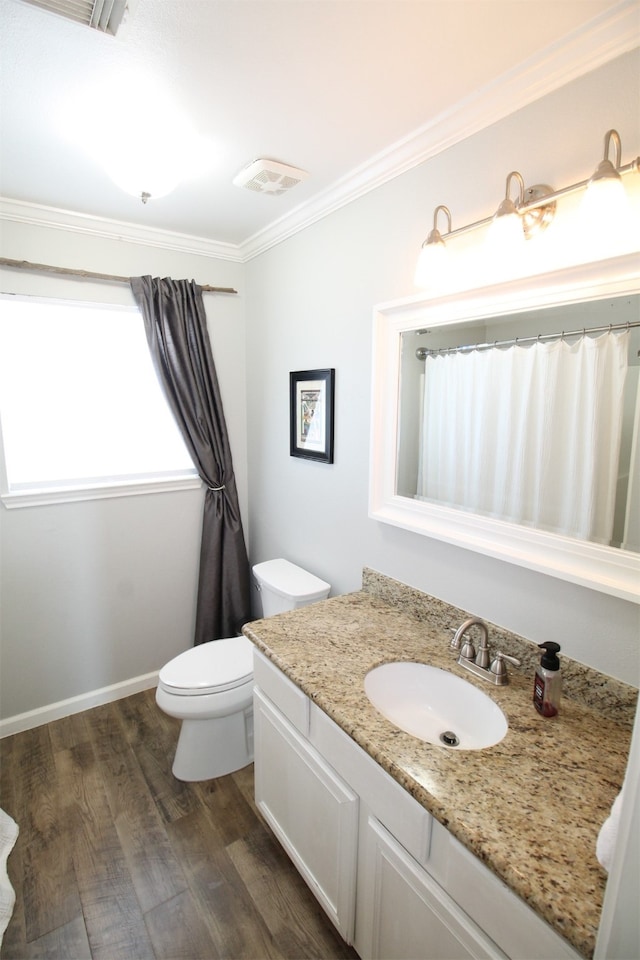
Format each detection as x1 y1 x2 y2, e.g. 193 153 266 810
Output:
580 176 634 243
485 173 527 270
414 237 448 288
485 204 526 260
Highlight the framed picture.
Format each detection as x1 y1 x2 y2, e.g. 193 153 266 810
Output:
290 368 335 463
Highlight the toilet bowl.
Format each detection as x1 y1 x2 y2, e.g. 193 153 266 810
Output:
156 635 254 781
156 559 330 781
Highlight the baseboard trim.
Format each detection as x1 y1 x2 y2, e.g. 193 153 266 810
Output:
0 671 159 738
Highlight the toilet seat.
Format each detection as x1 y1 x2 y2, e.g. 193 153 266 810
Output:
158 635 254 696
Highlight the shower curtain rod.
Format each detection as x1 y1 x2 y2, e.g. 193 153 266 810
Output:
415 320 640 359
0 258 238 294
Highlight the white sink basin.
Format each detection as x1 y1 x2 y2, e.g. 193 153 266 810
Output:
364 661 508 750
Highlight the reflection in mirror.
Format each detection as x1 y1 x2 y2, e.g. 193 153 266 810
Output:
397 295 640 553
370 256 640 600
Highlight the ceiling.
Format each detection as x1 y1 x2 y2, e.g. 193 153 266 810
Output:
0 0 635 258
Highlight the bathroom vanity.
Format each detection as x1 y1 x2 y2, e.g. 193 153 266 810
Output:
243 570 636 960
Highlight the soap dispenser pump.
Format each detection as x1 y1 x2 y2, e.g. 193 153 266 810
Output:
533 642 562 717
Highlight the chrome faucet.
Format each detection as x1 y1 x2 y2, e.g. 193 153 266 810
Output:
450 617 520 685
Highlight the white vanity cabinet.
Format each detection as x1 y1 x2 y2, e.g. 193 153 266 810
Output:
252 650 582 960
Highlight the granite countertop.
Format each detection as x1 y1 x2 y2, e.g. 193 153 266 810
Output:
243 574 636 960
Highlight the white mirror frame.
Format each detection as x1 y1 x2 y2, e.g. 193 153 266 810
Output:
369 253 640 603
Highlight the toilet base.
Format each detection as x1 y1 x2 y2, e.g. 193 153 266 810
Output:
171 706 254 782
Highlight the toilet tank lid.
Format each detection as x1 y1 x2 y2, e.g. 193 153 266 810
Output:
252 558 330 601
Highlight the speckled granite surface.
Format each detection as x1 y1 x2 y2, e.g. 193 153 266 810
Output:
243 571 637 959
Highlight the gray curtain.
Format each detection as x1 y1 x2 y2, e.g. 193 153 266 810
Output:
130 275 251 644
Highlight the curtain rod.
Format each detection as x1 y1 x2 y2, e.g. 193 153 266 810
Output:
0 258 238 294
416 320 640 359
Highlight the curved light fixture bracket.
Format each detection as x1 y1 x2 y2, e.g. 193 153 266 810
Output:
423 204 452 247
492 171 525 221
590 129 623 186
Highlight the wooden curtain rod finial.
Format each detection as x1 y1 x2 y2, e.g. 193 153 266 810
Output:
0 258 238 295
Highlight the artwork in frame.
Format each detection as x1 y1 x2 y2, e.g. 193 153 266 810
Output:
290 368 335 463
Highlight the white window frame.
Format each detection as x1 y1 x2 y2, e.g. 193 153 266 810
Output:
0 294 202 508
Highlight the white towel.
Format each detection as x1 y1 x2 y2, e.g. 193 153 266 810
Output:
596 787 624 873
0 807 18 947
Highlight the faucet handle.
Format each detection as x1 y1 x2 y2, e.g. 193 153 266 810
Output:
489 652 521 682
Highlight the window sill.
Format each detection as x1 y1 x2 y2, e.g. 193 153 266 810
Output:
1 474 203 509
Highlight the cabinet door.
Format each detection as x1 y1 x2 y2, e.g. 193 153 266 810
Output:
253 688 359 943
359 817 508 960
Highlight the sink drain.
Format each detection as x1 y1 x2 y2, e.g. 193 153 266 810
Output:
440 730 460 747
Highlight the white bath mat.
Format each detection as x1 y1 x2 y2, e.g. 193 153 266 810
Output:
0 807 18 947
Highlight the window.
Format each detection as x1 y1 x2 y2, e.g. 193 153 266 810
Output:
0 295 200 506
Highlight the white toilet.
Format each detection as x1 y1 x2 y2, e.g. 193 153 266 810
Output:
156 558 331 781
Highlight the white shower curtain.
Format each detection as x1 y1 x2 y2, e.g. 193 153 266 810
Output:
417 330 630 544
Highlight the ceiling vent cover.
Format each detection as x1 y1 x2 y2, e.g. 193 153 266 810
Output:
18 0 136 35
233 159 309 196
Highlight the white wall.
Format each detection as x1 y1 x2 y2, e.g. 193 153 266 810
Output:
0 223 246 723
245 49 640 684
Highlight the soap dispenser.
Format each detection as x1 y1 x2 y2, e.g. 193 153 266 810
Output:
533 642 562 717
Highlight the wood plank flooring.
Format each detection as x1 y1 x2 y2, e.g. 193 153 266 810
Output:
0 688 359 960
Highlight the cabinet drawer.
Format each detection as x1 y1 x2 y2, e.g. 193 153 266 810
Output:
253 648 309 735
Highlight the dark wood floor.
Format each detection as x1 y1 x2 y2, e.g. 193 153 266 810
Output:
0 688 359 960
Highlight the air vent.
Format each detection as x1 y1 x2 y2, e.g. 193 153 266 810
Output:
18 0 137 35
232 159 309 196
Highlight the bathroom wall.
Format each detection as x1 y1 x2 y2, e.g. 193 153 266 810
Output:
0 223 246 724
244 48 640 685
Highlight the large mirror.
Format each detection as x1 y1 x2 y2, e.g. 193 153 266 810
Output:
370 253 640 601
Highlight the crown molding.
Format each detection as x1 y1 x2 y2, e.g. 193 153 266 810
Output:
0 197 243 262
1 1 637 264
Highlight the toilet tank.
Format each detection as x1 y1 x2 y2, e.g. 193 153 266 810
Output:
252 559 330 618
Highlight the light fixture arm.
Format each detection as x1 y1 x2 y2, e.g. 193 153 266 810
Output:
504 171 525 207
421 204 452 247
603 129 622 168
492 170 526 223
431 204 452 235
589 128 624 187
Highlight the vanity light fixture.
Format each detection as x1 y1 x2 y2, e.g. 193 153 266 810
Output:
414 128 639 288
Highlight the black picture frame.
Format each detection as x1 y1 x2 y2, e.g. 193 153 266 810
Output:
289 368 335 463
